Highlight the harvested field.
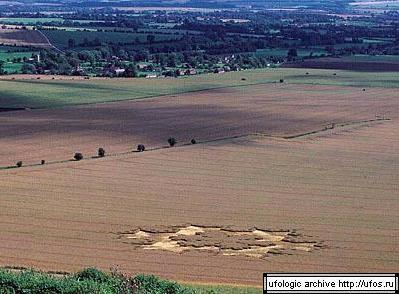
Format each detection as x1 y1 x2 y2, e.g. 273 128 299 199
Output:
0 68 398 286
0 28 50 48
0 120 398 286
0 69 398 109
0 83 398 167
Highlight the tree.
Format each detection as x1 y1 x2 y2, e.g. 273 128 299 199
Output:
16 161 22 168
167 54 177 67
123 64 137 77
137 144 145 152
287 48 298 59
146 34 155 44
93 37 101 46
0 60 5 75
191 138 197 144
98 148 105 157
74 152 83 161
168 137 177 147
21 63 37 74
68 38 76 48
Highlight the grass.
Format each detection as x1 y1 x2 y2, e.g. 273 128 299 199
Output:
3 62 23 73
0 51 37 61
0 268 262 293
184 283 261 294
0 68 398 109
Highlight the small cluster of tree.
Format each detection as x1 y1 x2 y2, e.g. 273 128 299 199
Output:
137 144 145 152
74 152 83 161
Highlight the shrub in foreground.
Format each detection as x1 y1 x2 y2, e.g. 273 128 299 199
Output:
74 268 109 284
16 161 22 168
0 269 122 294
0 268 260 293
133 274 188 294
0 268 196 294
191 139 197 144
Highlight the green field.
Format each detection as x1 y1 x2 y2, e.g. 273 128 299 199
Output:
0 50 37 61
42 30 181 49
0 68 398 109
0 268 262 294
0 47 38 74
0 17 63 25
361 38 395 44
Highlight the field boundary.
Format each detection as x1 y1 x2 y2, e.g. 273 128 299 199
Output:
282 117 390 139
36 30 65 54
1 117 390 172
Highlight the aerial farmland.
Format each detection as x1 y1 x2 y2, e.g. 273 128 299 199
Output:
0 68 398 289
0 0 398 293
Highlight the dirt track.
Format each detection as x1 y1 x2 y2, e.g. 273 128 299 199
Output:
0 120 398 286
0 83 397 167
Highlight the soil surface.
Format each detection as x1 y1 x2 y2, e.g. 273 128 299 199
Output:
0 120 398 286
0 83 397 167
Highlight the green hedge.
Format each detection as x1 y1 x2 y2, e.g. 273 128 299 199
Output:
0 268 195 294
0 268 261 294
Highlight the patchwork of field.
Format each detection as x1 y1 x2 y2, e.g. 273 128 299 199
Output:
0 28 50 48
0 120 398 285
0 80 398 167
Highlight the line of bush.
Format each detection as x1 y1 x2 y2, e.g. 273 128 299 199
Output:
0 268 194 294
13 137 199 168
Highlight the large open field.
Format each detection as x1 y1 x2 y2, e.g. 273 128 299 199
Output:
0 119 398 286
0 28 50 48
0 69 398 109
0 71 398 167
0 68 398 287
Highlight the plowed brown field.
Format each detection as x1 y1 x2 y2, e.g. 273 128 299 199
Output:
0 80 398 287
0 83 397 167
0 28 50 47
0 119 398 286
